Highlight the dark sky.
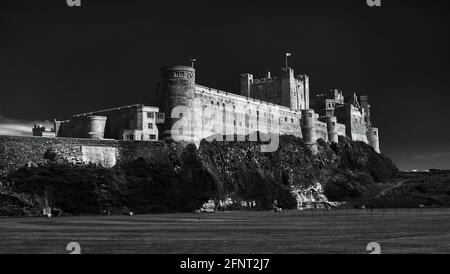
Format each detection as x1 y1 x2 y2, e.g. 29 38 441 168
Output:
0 0 449 171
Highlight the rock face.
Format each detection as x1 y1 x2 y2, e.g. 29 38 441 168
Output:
290 184 341 209
0 135 399 216
195 136 398 210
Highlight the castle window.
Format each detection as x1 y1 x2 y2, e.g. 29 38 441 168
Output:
257 111 259 116
332 122 336 126
308 113 313 118
285 117 287 122
233 120 236 126
291 118 294 123
147 112 154 119
223 103 225 108
148 123 153 129
217 102 220 106
211 101 214 105
149 134 156 140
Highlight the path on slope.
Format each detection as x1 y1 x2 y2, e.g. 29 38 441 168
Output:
375 179 408 199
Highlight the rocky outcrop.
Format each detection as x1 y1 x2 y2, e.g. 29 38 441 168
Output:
0 135 399 216
195 136 397 210
290 184 343 209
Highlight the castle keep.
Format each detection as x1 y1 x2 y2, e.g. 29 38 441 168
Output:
36 65 380 153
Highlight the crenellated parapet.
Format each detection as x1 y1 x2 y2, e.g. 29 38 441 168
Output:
46 62 380 153
312 90 380 153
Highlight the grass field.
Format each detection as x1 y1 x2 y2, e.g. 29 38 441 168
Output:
0 209 449 254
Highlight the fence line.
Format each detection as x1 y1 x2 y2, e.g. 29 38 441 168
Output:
278 207 450 217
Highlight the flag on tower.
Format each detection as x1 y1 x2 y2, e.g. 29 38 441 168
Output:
286 53 292 57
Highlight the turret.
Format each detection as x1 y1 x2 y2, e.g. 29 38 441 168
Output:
86 116 107 139
360 95 371 126
158 66 196 141
240 73 253 97
281 67 297 110
301 109 317 154
369 127 380 153
326 116 338 144
297 74 310 110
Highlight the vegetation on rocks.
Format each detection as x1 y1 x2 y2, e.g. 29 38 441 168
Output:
0 135 409 216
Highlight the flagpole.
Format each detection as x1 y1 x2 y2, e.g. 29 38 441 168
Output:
285 53 291 69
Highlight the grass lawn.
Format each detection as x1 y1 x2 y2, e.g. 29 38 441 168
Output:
0 209 449 254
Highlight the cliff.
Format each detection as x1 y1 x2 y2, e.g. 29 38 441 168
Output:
0 135 400 216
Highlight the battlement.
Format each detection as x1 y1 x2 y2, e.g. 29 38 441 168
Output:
37 63 380 153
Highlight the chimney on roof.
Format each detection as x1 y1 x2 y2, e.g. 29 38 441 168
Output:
267 71 271 78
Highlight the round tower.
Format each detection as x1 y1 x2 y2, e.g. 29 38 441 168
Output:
326 116 338 144
369 127 380 153
301 109 315 145
87 116 107 139
158 66 196 141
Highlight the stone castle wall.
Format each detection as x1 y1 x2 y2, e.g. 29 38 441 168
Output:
336 123 346 137
193 85 303 139
159 66 349 146
314 120 329 142
34 65 378 157
0 135 181 177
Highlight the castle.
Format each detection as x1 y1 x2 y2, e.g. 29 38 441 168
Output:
33 65 380 153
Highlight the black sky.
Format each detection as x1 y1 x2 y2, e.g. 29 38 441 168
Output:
0 0 449 171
